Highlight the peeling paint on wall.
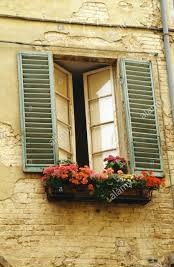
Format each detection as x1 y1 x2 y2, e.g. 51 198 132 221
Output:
0 0 163 27
32 29 143 53
0 122 21 167
71 1 109 23
118 1 133 9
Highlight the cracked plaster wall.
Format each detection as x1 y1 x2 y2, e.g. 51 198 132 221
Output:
0 0 161 27
0 1 173 267
168 0 174 27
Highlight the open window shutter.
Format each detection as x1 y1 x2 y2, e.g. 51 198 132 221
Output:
120 59 163 177
18 52 57 172
84 67 119 171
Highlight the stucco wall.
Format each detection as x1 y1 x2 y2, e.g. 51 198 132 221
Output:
0 1 174 267
168 0 174 28
0 0 160 27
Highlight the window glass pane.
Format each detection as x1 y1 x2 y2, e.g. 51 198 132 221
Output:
87 69 111 99
89 96 114 125
54 67 68 97
91 123 118 153
56 96 69 124
59 149 71 161
57 123 71 153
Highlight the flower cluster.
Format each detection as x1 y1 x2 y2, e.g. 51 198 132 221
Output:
41 163 78 181
41 162 116 192
104 155 128 174
92 168 114 180
41 156 164 200
104 155 127 163
41 163 94 191
141 170 164 189
69 166 94 191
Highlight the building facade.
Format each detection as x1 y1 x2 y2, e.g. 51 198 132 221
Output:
0 1 174 266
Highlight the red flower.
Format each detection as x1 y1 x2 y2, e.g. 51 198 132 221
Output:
141 171 164 188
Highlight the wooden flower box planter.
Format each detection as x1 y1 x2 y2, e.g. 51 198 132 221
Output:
41 159 163 205
45 186 153 205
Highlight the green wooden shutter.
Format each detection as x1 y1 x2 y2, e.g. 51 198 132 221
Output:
120 59 163 177
18 52 57 172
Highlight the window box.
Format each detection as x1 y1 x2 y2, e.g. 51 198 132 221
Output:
41 158 163 205
45 185 153 205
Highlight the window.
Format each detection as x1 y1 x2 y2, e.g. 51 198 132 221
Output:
54 60 119 172
18 52 163 177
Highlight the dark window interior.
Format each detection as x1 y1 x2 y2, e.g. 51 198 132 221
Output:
72 73 89 166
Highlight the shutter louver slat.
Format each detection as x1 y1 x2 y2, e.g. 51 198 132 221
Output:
24 84 50 88
121 59 163 177
18 52 57 172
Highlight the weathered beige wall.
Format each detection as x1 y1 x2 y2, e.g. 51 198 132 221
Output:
0 0 160 27
0 1 174 267
168 0 174 28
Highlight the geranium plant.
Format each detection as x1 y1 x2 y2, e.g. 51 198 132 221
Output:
41 161 113 194
40 156 164 203
104 155 128 174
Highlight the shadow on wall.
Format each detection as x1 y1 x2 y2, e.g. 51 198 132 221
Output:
0 256 12 267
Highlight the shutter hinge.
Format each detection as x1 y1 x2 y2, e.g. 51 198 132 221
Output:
120 75 124 85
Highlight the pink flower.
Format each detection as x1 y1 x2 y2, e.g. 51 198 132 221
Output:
106 168 114 175
43 166 56 176
117 170 123 175
93 172 101 179
104 155 116 162
100 173 108 180
104 155 127 163
66 164 78 172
